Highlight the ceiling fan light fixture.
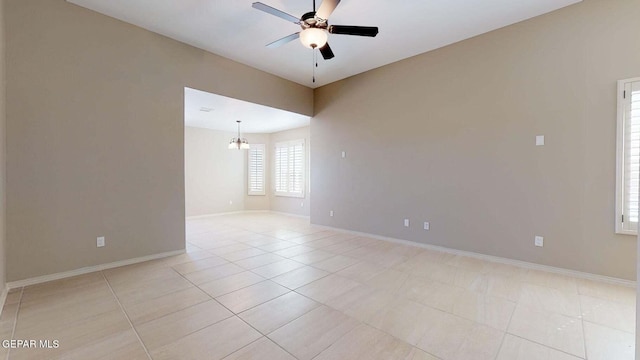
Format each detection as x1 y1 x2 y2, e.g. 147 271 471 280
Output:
299 28 328 49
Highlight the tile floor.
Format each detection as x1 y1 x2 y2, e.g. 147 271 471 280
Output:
0 212 635 360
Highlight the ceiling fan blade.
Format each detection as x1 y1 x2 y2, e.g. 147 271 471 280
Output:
316 0 341 20
319 42 335 60
328 25 379 37
266 32 300 48
252 2 300 24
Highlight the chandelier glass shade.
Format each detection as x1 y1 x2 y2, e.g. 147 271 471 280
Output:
229 120 250 150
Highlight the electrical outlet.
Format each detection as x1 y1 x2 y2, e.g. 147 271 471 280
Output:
423 222 430 230
341 151 346 158
97 236 105 248
404 219 410 227
329 210 334 217
229 200 233 205
534 236 544 247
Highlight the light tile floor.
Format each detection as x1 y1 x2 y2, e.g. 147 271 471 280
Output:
0 212 635 360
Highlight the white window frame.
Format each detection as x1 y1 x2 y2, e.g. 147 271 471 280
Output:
248 144 266 196
615 77 640 235
274 139 305 198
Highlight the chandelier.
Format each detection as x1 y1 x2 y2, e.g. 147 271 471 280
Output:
228 120 250 150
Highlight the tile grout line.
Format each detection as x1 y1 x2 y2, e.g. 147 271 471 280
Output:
286 279 431 358
579 292 589 360
307 321 365 360
5 287 24 360
178 229 356 360
310 296 444 360
218 336 286 360
165 269 295 348
581 318 636 336
242 289 323 335
172 265 302 359
199 217 632 296
199 224 345 259
180 231 330 297
502 283 586 358
233 316 301 360
135 268 239 344
100 271 153 360
187 272 267 299
499 292 589 359
192 230 350 292
507 333 586 359
188 215 629 359
195 220 367 265
298 277 502 360
493 293 519 360
196 219 503 357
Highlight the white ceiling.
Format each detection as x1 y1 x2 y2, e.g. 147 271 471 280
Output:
184 87 310 133
68 0 581 88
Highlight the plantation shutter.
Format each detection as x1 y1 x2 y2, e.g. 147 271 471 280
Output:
274 140 305 197
275 144 288 193
290 142 304 194
248 144 265 195
622 81 640 231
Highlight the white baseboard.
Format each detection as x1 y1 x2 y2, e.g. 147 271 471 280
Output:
6 249 185 290
186 211 248 220
313 224 636 288
186 210 270 220
186 210 308 220
269 211 310 219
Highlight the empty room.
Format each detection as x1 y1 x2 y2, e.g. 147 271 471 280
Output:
0 0 639 359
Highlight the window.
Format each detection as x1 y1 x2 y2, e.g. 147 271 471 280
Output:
616 77 640 234
274 139 305 197
248 144 266 195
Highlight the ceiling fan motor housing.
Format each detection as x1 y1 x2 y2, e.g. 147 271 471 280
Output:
301 11 327 29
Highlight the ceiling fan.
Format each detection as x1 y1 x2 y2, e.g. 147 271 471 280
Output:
251 0 379 60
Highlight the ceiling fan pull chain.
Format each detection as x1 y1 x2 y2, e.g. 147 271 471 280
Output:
312 48 316 83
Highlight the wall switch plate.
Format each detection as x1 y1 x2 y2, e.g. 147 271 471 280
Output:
229 200 233 205
300 202 304 207
404 219 410 227
534 236 544 247
97 236 105 248
341 151 346 158
424 222 430 230
536 135 545 146
329 210 334 217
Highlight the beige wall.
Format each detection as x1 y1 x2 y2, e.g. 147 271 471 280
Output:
185 127 246 217
313 0 640 280
0 0 6 292
186 126 310 216
4 0 312 281
270 126 310 217
184 128 272 216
